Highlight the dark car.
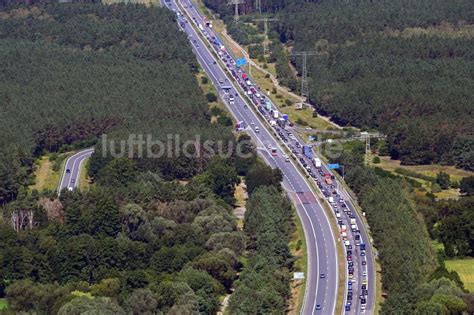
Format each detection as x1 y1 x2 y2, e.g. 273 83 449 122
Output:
345 304 351 311
316 304 321 310
362 284 367 290
320 273 325 279
362 260 367 265
66 168 71 173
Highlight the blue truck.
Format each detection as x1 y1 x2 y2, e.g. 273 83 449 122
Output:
303 145 313 159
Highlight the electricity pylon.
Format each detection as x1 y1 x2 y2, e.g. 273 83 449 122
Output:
255 0 262 13
229 0 245 22
253 17 278 56
359 132 387 166
291 51 317 102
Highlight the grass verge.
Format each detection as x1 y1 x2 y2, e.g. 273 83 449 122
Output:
445 258 474 292
288 205 307 315
30 156 60 192
30 153 71 192
79 159 92 191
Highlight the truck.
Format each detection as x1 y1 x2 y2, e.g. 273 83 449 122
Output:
328 196 334 203
303 145 313 159
277 118 286 128
350 218 356 225
314 157 322 168
324 175 333 185
265 100 272 111
351 224 358 232
272 110 279 119
235 121 246 131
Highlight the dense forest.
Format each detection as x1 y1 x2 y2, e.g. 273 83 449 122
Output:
0 3 231 204
204 0 474 171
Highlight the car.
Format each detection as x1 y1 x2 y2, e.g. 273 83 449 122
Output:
70 179 75 184
347 245 352 250
66 168 71 173
347 294 352 301
320 273 325 279
68 187 73 191
345 304 351 311
361 251 366 256
363 270 367 276
347 256 352 261
362 289 368 296
316 305 321 310
348 262 354 267
347 250 352 256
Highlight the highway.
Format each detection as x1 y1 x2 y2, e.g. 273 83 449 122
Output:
169 0 375 313
58 148 94 195
167 0 340 313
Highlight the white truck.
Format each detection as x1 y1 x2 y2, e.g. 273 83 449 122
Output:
328 196 334 203
351 223 358 232
273 111 279 119
314 157 322 168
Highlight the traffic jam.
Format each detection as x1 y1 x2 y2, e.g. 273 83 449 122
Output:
178 4 370 313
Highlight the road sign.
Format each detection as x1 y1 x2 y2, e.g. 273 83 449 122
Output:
328 163 340 169
236 58 247 67
293 272 305 280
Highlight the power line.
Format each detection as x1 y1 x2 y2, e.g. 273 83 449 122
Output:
291 51 317 102
253 17 278 56
228 0 245 22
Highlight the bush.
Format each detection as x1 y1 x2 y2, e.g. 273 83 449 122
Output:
436 171 451 190
206 92 217 103
285 99 292 106
201 76 209 84
295 118 308 126
372 156 381 164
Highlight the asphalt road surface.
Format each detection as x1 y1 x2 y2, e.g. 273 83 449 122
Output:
167 1 340 313
58 148 94 195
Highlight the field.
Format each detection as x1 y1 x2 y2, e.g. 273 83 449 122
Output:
377 156 473 183
0 298 7 310
377 156 473 199
445 258 474 292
